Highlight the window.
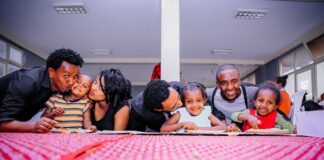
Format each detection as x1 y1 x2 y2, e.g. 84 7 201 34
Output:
242 73 256 84
295 46 313 70
0 39 23 77
9 46 23 65
0 62 5 76
316 61 324 99
280 52 295 75
279 44 320 100
285 74 295 98
7 64 20 74
296 70 313 100
0 40 6 59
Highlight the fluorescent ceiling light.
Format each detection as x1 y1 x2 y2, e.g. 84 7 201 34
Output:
89 49 112 55
210 49 232 55
53 3 87 14
235 8 267 19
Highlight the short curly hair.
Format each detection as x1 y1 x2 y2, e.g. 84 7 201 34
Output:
46 48 84 70
143 80 170 110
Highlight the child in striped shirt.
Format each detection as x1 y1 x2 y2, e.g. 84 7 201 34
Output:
42 75 96 131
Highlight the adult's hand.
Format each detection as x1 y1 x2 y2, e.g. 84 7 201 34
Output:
34 117 58 133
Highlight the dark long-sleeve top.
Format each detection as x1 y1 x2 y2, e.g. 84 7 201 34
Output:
0 66 54 122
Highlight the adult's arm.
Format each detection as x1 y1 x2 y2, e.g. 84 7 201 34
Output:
114 105 130 130
0 117 57 133
0 76 37 122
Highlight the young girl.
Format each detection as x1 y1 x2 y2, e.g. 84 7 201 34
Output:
160 82 227 132
42 75 96 131
231 84 295 133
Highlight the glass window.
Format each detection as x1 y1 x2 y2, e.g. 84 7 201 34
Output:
9 47 23 65
316 61 324 99
295 46 313 70
296 70 313 100
0 62 5 77
242 73 256 84
0 40 6 59
7 64 20 74
285 74 295 98
280 52 295 75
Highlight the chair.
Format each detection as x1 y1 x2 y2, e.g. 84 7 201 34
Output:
289 90 306 125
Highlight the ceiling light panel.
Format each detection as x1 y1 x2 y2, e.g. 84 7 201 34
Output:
53 3 87 14
235 8 267 19
210 49 232 55
89 49 112 55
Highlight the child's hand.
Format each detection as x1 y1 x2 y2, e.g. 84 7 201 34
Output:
226 123 241 132
247 116 261 129
209 115 221 126
53 108 64 117
182 122 198 130
86 125 97 132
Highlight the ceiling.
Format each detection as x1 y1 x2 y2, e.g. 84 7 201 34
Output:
1 0 324 86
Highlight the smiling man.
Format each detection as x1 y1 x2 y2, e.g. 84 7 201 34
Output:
0 48 83 133
207 64 258 124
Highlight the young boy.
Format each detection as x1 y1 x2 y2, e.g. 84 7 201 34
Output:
42 75 96 131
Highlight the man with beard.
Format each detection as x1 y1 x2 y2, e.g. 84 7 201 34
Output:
207 64 258 125
0 48 83 133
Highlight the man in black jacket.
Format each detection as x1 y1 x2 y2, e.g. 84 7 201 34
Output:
0 48 83 133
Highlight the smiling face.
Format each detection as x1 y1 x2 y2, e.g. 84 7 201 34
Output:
88 76 106 101
71 75 92 98
254 89 277 116
48 61 80 93
183 89 206 116
216 69 241 101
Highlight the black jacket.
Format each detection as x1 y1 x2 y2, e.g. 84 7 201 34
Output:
0 66 54 122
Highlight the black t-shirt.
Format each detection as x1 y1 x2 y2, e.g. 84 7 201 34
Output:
91 100 129 130
0 66 53 122
127 92 168 132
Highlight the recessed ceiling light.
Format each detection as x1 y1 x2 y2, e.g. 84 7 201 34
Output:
210 49 232 55
89 49 112 55
53 3 87 14
235 8 267 19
